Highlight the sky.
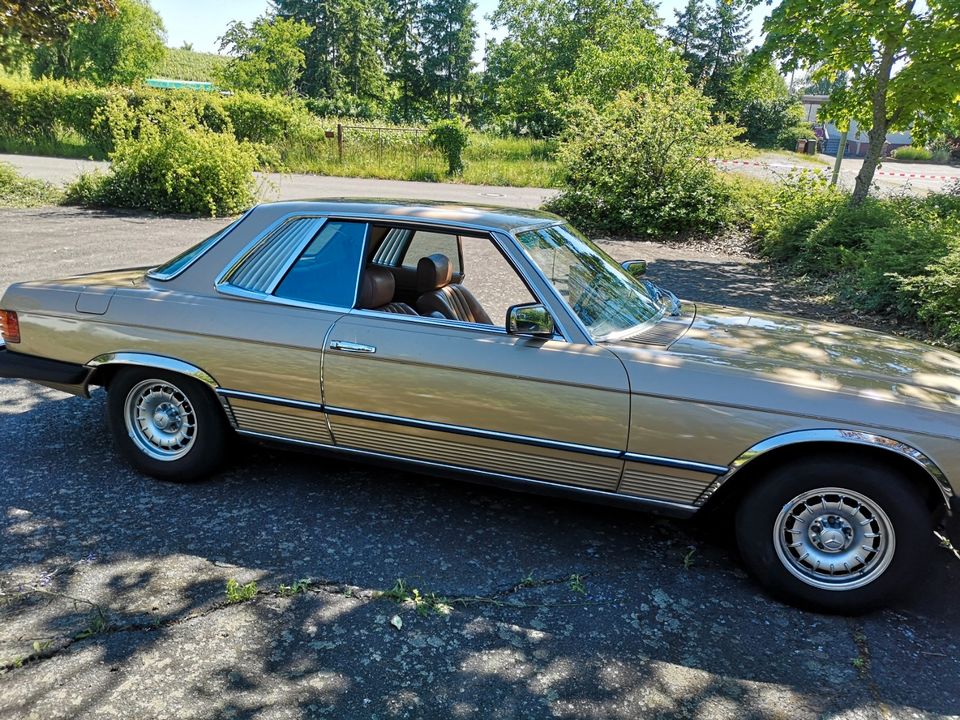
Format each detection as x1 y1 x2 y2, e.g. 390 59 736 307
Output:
150 0 770 61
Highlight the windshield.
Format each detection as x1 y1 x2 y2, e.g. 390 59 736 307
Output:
515 224 662 339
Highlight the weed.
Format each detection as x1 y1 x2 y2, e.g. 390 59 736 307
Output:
74 607 108 640
568 574 586 594
225 578 258 604
519 573 536 588
377 578 452 615
278 578 311 597
683 548 697 570
852 657 865 669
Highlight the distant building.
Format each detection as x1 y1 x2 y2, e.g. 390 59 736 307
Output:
801 94 912 157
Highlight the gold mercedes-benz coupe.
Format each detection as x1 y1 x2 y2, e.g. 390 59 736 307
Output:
2 200 958 612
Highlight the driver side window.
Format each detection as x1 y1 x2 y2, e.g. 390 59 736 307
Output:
365 226 536 329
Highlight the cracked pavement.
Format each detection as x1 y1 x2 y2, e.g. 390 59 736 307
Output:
1 207 959 719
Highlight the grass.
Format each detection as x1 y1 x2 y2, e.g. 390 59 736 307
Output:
0 128 105 161
739 146 830 165
277 124 562 187
0 162 63 207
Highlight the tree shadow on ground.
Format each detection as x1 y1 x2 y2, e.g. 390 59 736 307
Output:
1 380 959 718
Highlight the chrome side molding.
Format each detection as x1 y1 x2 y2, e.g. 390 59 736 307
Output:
235 428 700 518
697 428 954 508
85 352 219 389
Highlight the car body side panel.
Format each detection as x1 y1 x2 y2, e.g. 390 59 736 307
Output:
11 290 345 409
321 312 630 491
612 350 960 496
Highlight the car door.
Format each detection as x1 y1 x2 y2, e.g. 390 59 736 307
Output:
321 230 630 492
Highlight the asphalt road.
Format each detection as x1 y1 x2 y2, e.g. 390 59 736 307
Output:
0 153 556 208
717 153 960 195
1 207 959 719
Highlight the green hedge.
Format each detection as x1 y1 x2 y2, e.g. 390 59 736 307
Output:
0 77 303 152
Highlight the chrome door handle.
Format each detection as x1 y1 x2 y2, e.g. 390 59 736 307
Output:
329 340 376 354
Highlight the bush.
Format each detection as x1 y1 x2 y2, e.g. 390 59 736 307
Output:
738 96 807 149
777 124 817 152
66 120 258 216
546 83 742 236
902 243 960 342
0 162 62 207
428 118 470 175
223 92 296 144
891 146 933 161
751 172 845 262
755 180 960 343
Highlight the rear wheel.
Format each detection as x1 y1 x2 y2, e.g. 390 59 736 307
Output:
735 455 933 613
107 368 228 482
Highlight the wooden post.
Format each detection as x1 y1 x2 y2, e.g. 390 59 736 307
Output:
337 123 344 164
830 122 849 187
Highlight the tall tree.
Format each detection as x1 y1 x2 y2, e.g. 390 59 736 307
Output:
384 0 426 120
274 0 387 102
700 0 751 112
486 0 658 135
667 0 709 80
31 0 165 85
218 15 313 96
421 0 476 115
754 0 960 204
0 0 116 67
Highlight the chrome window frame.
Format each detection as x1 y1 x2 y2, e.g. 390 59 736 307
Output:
147 209 252 281
211 210 587 342
215 213 369 312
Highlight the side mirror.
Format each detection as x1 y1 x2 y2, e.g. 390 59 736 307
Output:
621 260 647 278
506 303 555 337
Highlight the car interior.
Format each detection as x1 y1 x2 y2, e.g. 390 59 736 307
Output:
357 224 496 326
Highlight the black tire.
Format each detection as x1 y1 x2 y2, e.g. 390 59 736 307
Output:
735 454 934 614
107 367 229 482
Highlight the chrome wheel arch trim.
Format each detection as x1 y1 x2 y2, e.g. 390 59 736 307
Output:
697 428 954 508
84 352 220 389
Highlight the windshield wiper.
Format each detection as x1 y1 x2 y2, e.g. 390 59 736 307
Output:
639 279 682 316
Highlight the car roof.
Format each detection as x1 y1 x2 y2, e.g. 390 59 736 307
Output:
250 199 563 233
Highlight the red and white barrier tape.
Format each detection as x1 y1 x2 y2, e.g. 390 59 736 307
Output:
711 158 958 182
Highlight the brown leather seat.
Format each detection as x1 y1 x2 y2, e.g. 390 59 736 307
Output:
415 254 492 325
357 266 418 315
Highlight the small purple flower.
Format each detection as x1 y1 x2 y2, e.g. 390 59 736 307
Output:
84 552 97 565
37 572 53 588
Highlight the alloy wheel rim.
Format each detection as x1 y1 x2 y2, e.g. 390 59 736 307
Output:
123 379 197 461
773 487 895 591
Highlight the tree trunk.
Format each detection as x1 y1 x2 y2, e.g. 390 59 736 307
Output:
851 121 888 204
851 0 914 205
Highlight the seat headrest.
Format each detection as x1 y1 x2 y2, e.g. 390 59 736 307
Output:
417 253 453 292
357 266 396 309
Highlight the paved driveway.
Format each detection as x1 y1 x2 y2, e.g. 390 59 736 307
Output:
1 208 959 719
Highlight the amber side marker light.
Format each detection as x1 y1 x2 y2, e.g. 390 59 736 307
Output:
0 310 20 344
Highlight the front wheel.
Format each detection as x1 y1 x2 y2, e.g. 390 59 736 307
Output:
107 368 229 482
735 455 934 613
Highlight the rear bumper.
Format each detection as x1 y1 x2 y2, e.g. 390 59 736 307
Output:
0 345 91 385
